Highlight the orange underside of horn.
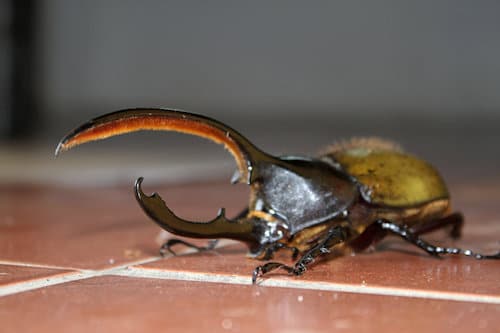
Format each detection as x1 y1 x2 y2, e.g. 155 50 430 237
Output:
59 115 247 178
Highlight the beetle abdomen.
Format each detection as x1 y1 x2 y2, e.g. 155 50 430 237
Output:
323 142 449 208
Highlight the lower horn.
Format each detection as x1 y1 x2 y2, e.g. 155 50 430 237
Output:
134 177 257 242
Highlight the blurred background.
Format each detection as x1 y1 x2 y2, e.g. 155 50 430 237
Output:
1 0 500 186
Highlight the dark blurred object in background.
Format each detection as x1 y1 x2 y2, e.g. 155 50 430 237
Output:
0 0 11 138
1 0 38 140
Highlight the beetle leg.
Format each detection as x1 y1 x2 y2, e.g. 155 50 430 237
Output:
252 262 294 283
350 212 464 252
159 239 219 256
252 225 348 283
290 226 348 275
372 219 500 260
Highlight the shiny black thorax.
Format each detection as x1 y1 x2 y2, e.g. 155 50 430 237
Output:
248 157 359 239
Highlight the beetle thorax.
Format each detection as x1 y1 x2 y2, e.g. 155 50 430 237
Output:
248 158 358 236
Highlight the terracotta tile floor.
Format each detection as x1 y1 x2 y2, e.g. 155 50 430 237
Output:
1 180 499 332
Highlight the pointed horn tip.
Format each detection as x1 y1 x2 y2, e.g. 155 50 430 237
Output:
134 176 162 202
54 141 66 157
135 176 145 187
134 177 145 197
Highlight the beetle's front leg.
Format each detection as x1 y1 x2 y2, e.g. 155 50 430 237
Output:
252 225 349 283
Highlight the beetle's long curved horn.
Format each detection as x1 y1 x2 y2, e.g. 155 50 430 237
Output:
135 177 257 242
55 108 275 183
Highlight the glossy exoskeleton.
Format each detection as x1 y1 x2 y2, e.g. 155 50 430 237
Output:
56 108 499 282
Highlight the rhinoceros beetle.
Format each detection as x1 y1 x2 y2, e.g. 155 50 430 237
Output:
56 108 499 282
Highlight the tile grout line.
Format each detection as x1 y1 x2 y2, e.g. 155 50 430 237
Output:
0 241 233 297
112 267 500 305
0 270 96 297
0 257 162 298
0 260 90 272
2 257 499 305
0 241 235 272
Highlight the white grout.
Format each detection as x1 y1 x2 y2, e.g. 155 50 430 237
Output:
1 257 499 305
0 271 96 297
0 257 161 297
112 267 500 305
0 260 90 272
